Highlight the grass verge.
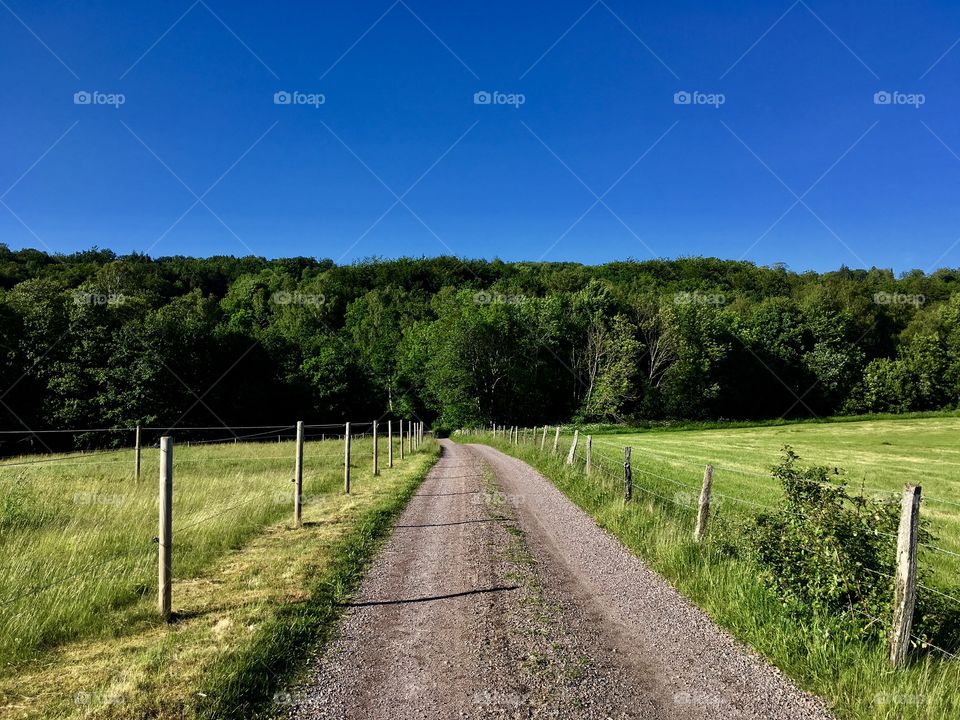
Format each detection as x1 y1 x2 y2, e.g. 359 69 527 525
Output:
0 438 439 719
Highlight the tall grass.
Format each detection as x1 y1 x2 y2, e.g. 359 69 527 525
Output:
0 435 390 665
465 429 960 720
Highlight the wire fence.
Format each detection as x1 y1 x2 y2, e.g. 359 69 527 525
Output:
0 417 432 661
468 424 960 665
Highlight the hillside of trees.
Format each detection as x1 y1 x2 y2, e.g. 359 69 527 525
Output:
1 244 958 445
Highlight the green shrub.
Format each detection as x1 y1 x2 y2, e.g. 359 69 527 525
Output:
751 447 960 654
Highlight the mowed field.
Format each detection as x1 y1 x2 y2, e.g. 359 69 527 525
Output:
587 417 960 584
0 433 437 718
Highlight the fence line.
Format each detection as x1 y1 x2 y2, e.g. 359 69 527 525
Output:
472 424 959 667
0 417 434 623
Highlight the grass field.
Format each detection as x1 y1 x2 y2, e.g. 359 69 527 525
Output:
0 433 438 718
586 417 960 583
464 416 960 720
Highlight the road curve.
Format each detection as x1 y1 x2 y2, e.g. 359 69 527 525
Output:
288 440 833 719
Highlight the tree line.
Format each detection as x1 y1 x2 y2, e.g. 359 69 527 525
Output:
0 244 957 447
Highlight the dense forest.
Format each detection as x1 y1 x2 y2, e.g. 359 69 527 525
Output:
0 244 958 446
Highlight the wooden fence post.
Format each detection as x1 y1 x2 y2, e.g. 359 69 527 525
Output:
388 420 394 468
294 420 304 528
890 484 922 667
134 424 142 481
399 419 404 460
566 430 579 465
693 464 714 543
585 435 593 475
624 447 632 502
373 420 379 476
344 423 351 494
158 436 172 619
553 426 560 454
540 426 547 451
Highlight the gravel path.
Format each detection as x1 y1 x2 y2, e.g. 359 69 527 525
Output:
288 440 834 719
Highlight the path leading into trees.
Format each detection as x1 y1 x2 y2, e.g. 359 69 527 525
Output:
288 440 832 719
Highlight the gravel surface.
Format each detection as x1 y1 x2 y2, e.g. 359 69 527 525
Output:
287 441 834 719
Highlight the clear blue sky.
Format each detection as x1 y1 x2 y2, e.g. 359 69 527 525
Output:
1 0 959 273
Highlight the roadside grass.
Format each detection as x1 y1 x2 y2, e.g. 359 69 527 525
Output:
462 422 960 720
0 435 439 719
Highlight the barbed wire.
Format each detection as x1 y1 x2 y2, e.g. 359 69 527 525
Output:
919 542 960 560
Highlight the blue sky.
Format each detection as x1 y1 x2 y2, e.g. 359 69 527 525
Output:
1 0 959 272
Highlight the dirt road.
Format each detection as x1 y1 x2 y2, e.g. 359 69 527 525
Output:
288 440 833 719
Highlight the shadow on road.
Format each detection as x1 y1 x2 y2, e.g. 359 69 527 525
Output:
394 518 501 528
341 585 520 608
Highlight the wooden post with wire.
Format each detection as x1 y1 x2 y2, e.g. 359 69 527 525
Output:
624 447 632 502
294 421 304 528
553 426 560 454
890 484 921 667
693 464 714 543
373 420 379 475
388 420 394 468
158 436 172 619
134 424 142 481
540 425 547 451
585 435 593 475
399 420 404 460
344 422 351 494
566 430 579 465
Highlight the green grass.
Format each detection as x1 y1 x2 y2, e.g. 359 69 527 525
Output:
0 433 438 718
462 417 960 720
585 418 960 583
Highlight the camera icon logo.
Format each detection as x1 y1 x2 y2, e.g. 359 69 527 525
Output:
74 91 92 105
473 91 492 105
274 91 292 105
873 91 892 105
673 90 692 105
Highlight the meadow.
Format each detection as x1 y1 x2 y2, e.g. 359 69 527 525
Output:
0 431 438 718
587 417 960 583
466 416 960 720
